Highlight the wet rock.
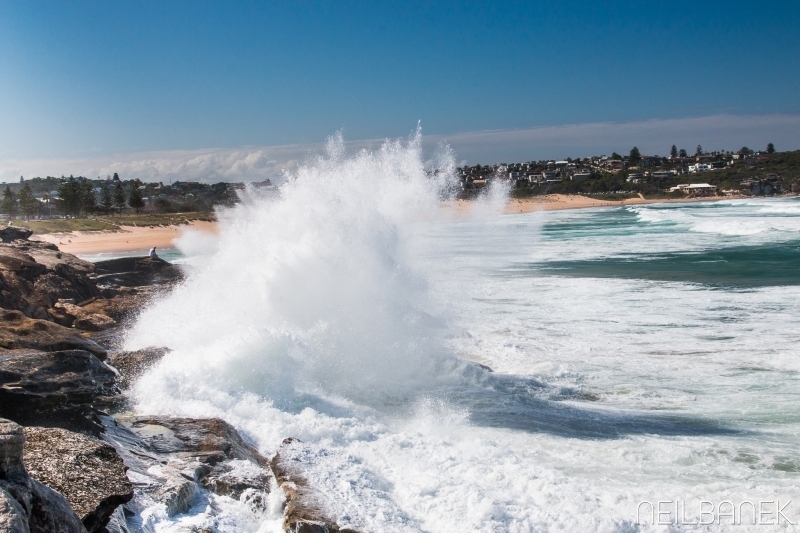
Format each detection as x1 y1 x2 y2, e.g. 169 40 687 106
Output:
0 309 107 358
150 469 198 516
0 486 29 533
200 461 272 501
91 257 183 288
22 426 133 533
107 347 170 390
0 418 88 533
100 416 274 524
271 438 357 533
0 349 117 433
103 506 130 533
125 417 269 467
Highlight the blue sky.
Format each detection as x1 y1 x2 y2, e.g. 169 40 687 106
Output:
1 1 799 180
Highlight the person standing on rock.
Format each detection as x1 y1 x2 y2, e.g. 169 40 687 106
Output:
149 247 158 259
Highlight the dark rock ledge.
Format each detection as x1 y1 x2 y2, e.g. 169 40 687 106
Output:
0 231 361 532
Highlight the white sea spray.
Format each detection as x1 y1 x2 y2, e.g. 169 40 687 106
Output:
122 135 800 532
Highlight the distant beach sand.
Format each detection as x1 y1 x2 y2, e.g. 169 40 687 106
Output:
33 220 217 255
447 193 736 216
31 195 737 255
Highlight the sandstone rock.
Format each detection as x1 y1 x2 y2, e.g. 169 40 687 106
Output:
200 460 272 502
103 506 129 533
0 227 33 243
73 313 117 332
125 417 268 466
22 427 133 533
0 247 46 279
150 468 197 516
271 438 357 533
0 242 101 320
101 415 274 523
91 257 183 288
0 486 29 533
0 248 49 319
34 264 101 308
79 290 150 323
0 310 107 358
0 349 117 433
107 347 170 390
16 243 94 274
53 302 117 332
0 418 88 533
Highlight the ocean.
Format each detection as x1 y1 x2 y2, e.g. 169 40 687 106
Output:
122 134 800 532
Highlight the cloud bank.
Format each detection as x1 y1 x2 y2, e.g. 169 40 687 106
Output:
2 114 799 183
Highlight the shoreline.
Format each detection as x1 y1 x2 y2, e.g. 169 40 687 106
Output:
447 192 752 216
32 220 217 255
502 193 743 214
27 194 773 255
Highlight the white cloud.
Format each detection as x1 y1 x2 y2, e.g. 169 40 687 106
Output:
2 114 799 183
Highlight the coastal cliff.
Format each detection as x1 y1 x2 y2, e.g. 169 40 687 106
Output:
0 230 355 533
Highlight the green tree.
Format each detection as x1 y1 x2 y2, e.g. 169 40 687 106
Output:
695 144 703 156
767 143 775 154
81 181 97 216
154 198 173 213
670 145 678 158
1 186 17 217
112 172 120 181
41 193 52 216
100 186 114 213
679 148 687 158
611 152 622 160
18 184 38 218
629 146 641 163
56 177 82 217
739 146 752 154
113 182 127 213
128 184 145 214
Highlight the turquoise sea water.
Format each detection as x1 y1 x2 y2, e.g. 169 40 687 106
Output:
79 246 183 263
528 200 800 287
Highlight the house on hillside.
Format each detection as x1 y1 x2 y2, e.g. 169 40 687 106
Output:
689 164 711 173
639 156 661 168
573 169 592 182
678 183 717 197
651 171 674 180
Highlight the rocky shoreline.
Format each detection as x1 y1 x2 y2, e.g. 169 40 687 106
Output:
0 226 354 533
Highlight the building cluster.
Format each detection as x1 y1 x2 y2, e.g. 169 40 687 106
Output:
457 147 779 198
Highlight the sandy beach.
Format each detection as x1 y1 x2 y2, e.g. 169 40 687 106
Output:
33 220 217 255
447 193 738 216
30 195 740 255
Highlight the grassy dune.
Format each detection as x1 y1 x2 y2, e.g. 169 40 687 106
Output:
10 218 120 234
99 212 216 227
11 212 216 234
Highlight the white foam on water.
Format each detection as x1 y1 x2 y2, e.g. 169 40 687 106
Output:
124 135 800 532
629 200 800 239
